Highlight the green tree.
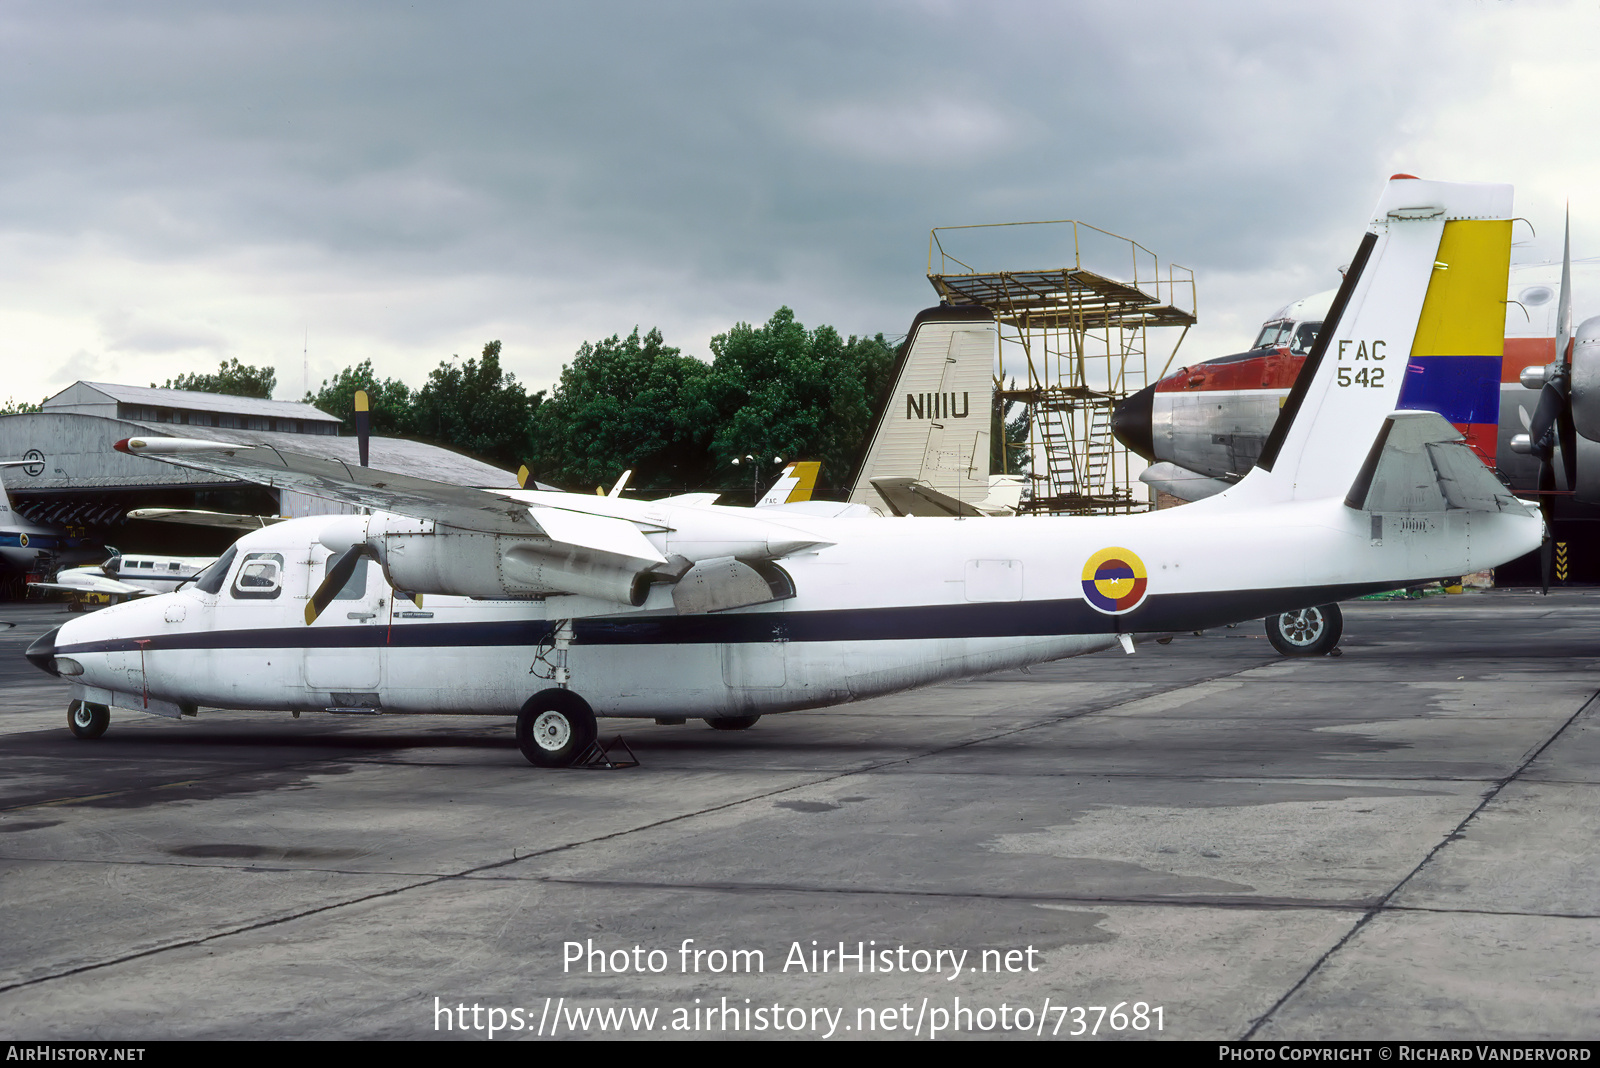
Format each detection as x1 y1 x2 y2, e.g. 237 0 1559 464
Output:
303 359 413 433
991 383 1032 475
685 307 895 492
0 397 44 415
527 328 713 491
407 341 542 468
161 358 277 399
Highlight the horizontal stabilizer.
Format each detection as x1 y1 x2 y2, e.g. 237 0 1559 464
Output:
1345 411 1530 515
870 477 984 517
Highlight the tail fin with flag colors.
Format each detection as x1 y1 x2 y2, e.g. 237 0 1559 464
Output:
1243 176 1514 505
757 461 820 507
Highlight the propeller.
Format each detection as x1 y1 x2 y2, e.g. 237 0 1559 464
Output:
304 543 373 625
1522 211 1576 593
354 389 370 468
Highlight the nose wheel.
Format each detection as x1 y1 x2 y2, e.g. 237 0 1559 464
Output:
68 701 110 739
1264 603 1343 657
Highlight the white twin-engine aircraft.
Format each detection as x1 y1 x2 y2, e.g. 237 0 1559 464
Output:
27 177 1542 767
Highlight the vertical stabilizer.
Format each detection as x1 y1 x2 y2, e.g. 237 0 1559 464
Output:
757 461 821 506
848 306 997 512
0 464 17 528
1245 177 1513 503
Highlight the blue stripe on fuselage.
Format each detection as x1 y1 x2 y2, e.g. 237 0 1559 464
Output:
49 581 1395 659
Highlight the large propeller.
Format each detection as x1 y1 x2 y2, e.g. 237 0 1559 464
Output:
303 389 421 623
304 543 374 625
1513 211 1577 593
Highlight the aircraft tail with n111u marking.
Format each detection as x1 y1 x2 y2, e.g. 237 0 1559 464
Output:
28 176 1541 766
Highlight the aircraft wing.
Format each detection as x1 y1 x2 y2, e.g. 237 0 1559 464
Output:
117 436 543 534
115 436 675 568
128 508 288 530
1345 411 1531 515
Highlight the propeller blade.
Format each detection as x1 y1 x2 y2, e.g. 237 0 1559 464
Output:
1558 403 1579 492
305 544 369 625
516 465 531 489
1530 378 1568 456
1556 209 1573 371
354 390 370 468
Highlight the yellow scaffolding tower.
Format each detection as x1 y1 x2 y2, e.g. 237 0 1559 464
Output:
928 219 1196 514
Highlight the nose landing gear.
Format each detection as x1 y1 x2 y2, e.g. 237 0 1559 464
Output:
68 701 110 739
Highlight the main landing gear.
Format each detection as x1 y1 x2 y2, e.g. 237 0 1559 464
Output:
68 701 110 739
516 689 597 768
1264 603 1344 657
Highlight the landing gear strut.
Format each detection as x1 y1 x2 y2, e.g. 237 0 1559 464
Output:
68 701 110 739
516 688 597 767
1264 603 1343 657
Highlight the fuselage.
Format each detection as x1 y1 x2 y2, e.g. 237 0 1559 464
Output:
31 496 1539 722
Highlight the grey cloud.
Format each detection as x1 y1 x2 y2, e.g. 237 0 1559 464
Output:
0 0 1541 393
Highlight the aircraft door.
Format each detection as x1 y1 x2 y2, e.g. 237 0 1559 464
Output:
302 551 385 703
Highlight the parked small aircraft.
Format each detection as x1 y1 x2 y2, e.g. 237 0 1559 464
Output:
27 177 1543 767
0 462 104 597
31 552 216 606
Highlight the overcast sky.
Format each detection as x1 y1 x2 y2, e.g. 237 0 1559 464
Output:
2 0 1595 409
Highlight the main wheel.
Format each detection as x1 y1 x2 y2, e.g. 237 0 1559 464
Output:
68 701 110 739
516 689 597 768
706 715 761 731
1264 603 1343 657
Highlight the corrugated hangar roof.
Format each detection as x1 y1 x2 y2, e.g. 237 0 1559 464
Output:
0 411 519 494
44 382 343 423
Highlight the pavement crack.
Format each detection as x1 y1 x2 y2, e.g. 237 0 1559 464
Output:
1240 687 1600 1041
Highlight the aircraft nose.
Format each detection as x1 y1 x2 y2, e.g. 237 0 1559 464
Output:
1111 385 1156 461
26 626 61 677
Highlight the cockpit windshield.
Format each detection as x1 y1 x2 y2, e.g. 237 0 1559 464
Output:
1290 321 1322 355
190 546 238 595
1253 321 1295 349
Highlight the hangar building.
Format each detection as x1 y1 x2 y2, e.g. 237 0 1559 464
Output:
0 381 519 590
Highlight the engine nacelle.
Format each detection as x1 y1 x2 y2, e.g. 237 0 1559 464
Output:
1569 316 1600 443
377 525 652 607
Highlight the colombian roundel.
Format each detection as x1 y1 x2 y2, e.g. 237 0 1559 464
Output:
1081 547 1148 615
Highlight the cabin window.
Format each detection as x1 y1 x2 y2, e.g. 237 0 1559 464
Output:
193 547 238 594
168 562 181 571
323 555 370 600
231 552 285 599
